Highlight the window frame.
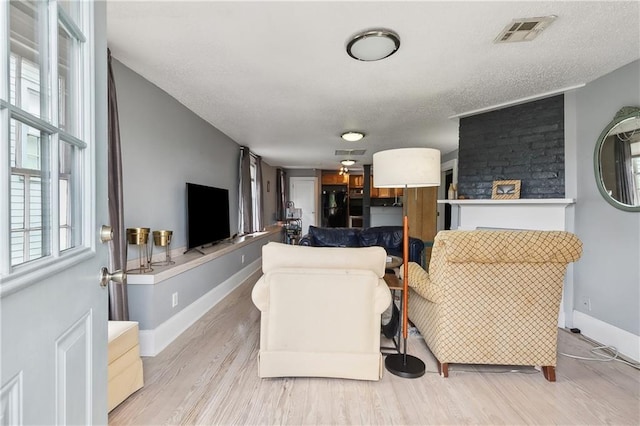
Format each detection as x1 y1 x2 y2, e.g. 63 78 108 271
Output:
0 0 96 293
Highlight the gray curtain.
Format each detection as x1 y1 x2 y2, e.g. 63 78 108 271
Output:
107 48 129 320
614 135 638 205
238 146 252 234
276 168 287 221
255 154 264 231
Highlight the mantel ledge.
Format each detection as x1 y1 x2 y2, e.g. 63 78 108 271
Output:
437 198 575 206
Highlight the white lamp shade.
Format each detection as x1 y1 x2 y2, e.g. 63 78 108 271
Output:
373 148 441 188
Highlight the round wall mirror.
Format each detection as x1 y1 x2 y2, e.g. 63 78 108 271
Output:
594 106 640 212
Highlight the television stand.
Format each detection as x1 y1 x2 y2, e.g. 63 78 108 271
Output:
184 238 235 255
183 247 206 256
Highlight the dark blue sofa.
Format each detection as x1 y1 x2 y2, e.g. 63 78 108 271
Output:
298 226 424 264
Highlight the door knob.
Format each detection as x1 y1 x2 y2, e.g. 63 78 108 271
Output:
100 267 126 287
100 225 113 242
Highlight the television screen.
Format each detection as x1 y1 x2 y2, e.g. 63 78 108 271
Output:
186 183 231 250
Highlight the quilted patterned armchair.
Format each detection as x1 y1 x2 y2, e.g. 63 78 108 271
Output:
405 230 582 382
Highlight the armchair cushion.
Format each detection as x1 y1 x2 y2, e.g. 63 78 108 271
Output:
442 230 583 264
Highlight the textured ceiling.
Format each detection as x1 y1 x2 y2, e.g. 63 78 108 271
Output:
106 1 640 171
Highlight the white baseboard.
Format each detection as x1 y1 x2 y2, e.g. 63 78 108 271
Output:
139 259 261 357
558 310 565 329
572 310 640 362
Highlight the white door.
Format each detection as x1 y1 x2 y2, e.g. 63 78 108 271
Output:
1 2 109 424
289 177 318 236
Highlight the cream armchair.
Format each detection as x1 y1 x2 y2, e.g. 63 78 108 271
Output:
252 242 391 380
405 230 582 382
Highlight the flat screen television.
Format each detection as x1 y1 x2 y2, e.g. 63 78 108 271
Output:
186 182 231 251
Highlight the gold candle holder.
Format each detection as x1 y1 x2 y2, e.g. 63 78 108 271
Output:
152 230 175 266
126 227 153 274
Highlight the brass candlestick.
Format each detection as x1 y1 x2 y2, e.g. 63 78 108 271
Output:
126 227 153 274
152 230 175 266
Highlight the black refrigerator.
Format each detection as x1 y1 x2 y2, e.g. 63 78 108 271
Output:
321 185 348 227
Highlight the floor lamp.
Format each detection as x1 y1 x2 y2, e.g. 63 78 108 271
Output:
373 147 441 378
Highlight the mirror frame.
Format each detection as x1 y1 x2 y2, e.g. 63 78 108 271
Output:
593 106 640 212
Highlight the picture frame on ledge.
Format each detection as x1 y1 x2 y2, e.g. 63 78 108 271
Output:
491 179 521 200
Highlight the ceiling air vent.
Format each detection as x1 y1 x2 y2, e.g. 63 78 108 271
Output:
335 149 366 156
494 15 557 43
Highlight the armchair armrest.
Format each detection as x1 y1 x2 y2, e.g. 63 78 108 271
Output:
401 262 441 303
374 279 393 313
251 276 269 311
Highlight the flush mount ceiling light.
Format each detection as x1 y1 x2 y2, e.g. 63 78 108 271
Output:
335 149 366 156
346 29 400 61
341 159 356 166
341 131 365 142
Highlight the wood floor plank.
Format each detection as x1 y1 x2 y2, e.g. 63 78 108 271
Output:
109 272 640 425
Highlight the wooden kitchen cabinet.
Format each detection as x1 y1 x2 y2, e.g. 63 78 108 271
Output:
369 181 378 198
369 185 402 199
405 186 438 266
322 172 348 185
349 175 364 188
377 188 393 198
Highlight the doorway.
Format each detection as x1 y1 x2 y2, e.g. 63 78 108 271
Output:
437 159 458 232
444 171 453 230
289 177 319 236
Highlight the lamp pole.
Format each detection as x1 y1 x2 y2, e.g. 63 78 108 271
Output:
373 147 440 379
384 185 425 378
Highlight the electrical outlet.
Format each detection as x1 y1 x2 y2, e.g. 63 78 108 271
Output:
172 292 178 308
241 254 245 264
581 296 592 311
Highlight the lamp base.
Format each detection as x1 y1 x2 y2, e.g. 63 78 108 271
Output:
385 353 426 379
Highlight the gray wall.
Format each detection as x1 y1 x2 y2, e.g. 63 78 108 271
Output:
441 149 459 164
112 60 281 332
112 59 240 252
573 60 640 335
286 168 319 178
127 234 280 330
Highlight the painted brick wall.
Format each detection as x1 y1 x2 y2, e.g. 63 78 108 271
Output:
458 95 565 199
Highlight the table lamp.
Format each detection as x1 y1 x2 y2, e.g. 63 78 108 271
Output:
373 147 441 378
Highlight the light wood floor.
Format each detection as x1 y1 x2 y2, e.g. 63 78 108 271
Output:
109 271 640 425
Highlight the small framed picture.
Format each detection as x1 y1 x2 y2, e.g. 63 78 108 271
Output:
491 180 521 200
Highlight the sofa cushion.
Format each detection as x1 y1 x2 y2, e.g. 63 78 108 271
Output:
301 225 424 264
307 225 361 247
359 226 403 251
